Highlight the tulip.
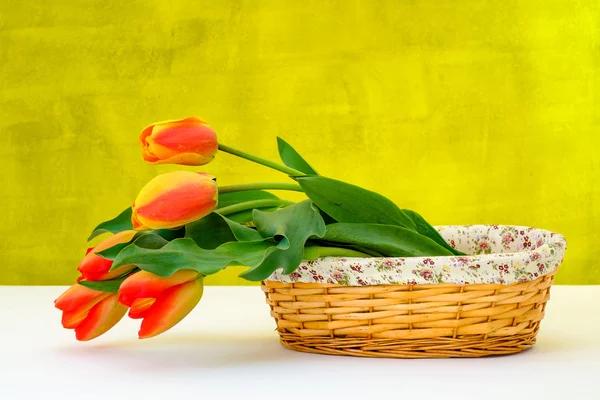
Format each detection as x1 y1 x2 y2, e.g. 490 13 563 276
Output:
55 284 127 341
78 230 137 281
131 171 218 230
119 270 203 339
139 117 218 166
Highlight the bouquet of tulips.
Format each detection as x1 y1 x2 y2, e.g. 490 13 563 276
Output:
55 117 464 341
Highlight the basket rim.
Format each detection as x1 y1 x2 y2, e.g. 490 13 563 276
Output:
267 225 566 286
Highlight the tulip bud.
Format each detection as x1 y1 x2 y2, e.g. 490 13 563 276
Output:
78 230 137 281
131 171 218 230
55 284 127 341
119 270 203 339
139 117 218 166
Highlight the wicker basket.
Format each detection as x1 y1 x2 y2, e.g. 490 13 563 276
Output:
262 225 566 358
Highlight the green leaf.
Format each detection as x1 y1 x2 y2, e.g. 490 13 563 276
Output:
111 238 276 277
97 232 172 261
295 176 417 230
225 207 279 224
185 213 263 249
322 223 454 257
185 213 236 249
153 227 186 241
239 200 326 280
222 216 263 241
218 190 279 208
77 271 136 293
106 233 169 269
87 207 133 241
277 137 318 175
401 209 465 255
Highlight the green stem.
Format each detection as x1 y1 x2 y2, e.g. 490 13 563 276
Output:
215 199 295 216
218 144 305 176
218 182 304 194
303 246 371 260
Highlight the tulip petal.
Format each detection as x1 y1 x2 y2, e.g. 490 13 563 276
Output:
78 230 137 281
138 278 204 339
118 270 199 307
75 294 128 341
128 298 156 319
151 120 217 155
61 291 111 328
55 284 106 312
139 117 216 166
132 171 218 230
134 184 217 229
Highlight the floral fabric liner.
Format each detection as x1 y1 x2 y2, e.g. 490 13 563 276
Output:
268 225 567 286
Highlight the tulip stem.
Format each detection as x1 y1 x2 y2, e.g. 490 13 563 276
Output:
218 144 306 177
215 199 295 216
303 246 371 260
218 182 304 194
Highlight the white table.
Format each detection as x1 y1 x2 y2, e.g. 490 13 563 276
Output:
1 286 598 400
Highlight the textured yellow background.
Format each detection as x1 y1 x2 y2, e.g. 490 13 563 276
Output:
1 1 598 285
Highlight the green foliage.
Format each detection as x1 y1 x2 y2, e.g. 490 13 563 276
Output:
112 238 275 277
78 271 136 293
110 201 326 281
218 190 279 208
87 207 133 241
97 230 181 261
295 176 417 230
402 209 465 255
322 223 454 257
276 137 318 175
240 200 326 280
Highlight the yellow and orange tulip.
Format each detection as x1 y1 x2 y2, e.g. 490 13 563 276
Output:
139 117 218 166
78 230 137 281
55 284 127 341
119 270 204 339
131 171 218 230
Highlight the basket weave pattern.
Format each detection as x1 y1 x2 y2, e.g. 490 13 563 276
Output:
262 271 555 358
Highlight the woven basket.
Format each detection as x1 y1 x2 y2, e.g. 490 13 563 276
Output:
262 225 566 358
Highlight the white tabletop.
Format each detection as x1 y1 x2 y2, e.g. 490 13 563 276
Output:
1 286 598 400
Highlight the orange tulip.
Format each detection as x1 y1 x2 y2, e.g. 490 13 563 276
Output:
55 284 127 341
119 270 203 339
78 230 137 281
139 117 218 166
131 171 218 230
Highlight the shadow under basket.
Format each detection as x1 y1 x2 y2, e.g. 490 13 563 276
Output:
261 225 566 358
262 273 555 358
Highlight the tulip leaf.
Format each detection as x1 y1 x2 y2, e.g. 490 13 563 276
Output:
97 231 178 261
401 209 465 256
223 216 264 242
295 176 417 230
111 238 276 277
88 207 133 241
185 213 236 249
78 271 137 293
111 202 327 281
239 200 326 280
185 212 262 248
153 227 186 241
218 190 279 208
322 223 455 257
226 207 279 224
277 137 318 175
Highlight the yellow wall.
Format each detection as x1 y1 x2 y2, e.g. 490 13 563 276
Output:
1 1 598 285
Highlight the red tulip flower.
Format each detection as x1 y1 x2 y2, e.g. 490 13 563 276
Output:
119 270 204 339
131 171 218 230
78 230 137 281
55 284 127 341
140 117 218 166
